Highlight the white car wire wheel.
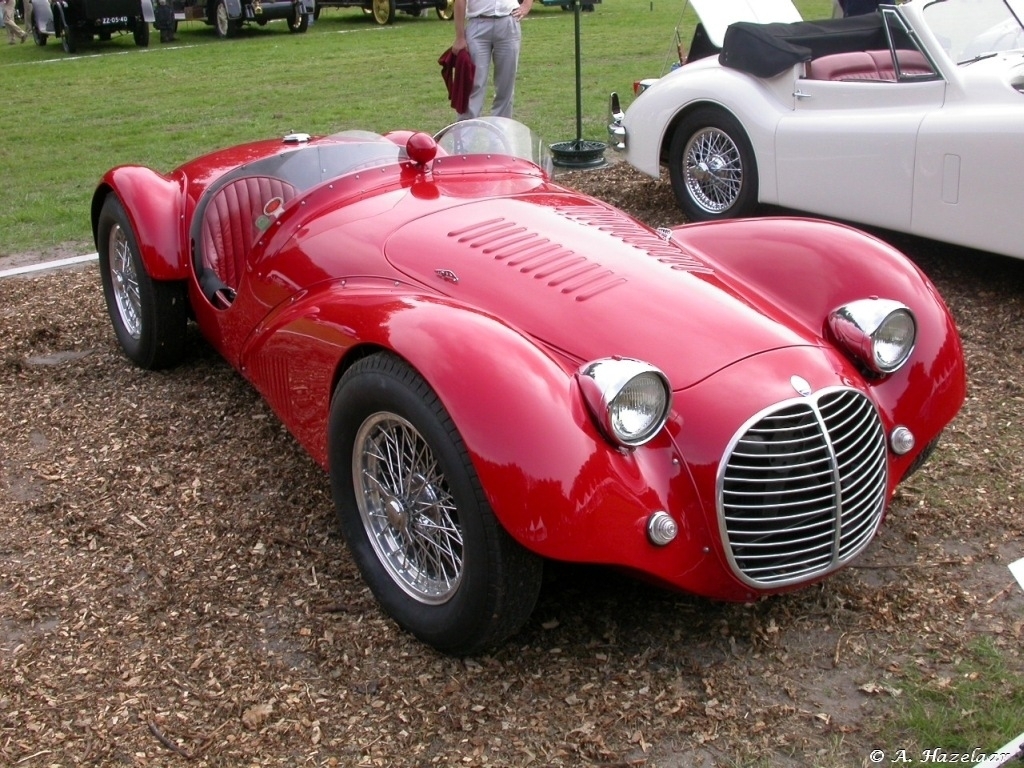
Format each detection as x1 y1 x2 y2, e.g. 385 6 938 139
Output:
96 194 188 370
329 352 543 655
669 107 759 222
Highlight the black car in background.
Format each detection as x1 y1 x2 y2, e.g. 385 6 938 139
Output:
30 0 155 52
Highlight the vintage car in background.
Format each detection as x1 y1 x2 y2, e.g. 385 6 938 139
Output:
312 0 452 25
30 0 155 52
93 117 965 654
171 0 313 37
609 0 1024 261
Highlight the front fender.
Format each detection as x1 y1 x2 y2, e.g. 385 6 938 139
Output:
241 289 709 571
92 167 188 282
31 0 54 32
676 216 967 452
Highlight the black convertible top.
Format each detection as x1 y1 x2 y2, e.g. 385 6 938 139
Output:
719 14 889 77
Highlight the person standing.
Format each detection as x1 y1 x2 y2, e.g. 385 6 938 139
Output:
4 0 28 43
452 0 532 121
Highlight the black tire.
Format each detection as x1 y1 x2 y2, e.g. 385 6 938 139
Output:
312 3 320 19
59 15 76 53
287 2 308 31
213 0 240 37
668 106 758 222
370 0 394 24
133 18 150 46
32 21 47 45
328 353 543 655
97 194 188 370
435 0 452 19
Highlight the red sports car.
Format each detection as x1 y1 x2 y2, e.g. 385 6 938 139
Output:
92 117 966 655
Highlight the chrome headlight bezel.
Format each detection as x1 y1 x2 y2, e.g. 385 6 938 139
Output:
829 298 917 374
577 358 671 448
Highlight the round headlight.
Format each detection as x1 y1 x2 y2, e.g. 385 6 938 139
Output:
829 299 917 375
872 308 916 372
578 358 671 448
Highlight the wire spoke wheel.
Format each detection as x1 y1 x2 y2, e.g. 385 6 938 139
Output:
669 107 758 222
683 127 743 215
107 224 143 340
354 413 464 604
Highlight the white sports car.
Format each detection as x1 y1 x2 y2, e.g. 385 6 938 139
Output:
609 0 1024 261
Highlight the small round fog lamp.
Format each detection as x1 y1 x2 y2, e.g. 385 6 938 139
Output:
647 511 678 546
890 426 916 456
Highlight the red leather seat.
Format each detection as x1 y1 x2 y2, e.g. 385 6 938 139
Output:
805 49 934 81
804 51 878 81
200 176 297 292
866 49 934 79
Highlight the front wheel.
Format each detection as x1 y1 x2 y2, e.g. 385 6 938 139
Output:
328 353 543 655
435 0 452 19
32 21 47 45
97 195 188 370
287 2 308 31
213 0 241 37
668 107 758 222
370 0 394 24
60 21 76 53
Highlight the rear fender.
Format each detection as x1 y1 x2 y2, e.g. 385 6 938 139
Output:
623 65 785 183
92 167 189 282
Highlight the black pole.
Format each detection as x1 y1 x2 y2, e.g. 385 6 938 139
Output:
573 0 582 143
549 0 607 169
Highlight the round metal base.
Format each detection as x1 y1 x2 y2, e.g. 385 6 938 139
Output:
550 139 608 169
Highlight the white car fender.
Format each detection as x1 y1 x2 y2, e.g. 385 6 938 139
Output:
621 60 795 203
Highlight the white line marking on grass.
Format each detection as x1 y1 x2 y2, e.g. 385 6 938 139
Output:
0 253 98 278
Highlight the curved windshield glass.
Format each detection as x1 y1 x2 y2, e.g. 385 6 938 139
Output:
923 0 1024 62
434 117 553 175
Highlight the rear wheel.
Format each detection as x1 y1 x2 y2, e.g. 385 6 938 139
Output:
435 0 452 19
329 353 543 655
668 106 758 222
97 195 188 370
371 0 394 24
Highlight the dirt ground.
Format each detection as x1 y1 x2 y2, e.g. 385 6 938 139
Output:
1 163 1022 767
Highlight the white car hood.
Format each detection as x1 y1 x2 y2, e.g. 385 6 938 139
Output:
689 0 803 47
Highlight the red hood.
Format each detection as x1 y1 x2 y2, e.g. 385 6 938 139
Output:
384 191 815 389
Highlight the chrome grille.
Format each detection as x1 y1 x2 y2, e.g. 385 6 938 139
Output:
718 388 887 587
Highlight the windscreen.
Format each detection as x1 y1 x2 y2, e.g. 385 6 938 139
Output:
434 117 554 176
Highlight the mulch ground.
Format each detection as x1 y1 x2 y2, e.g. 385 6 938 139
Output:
1 163 1022 767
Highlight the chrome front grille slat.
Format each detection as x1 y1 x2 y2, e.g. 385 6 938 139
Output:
718 388 888 587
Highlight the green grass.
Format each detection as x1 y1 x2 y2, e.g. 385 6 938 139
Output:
0 0 830 253
884 637 1024 757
